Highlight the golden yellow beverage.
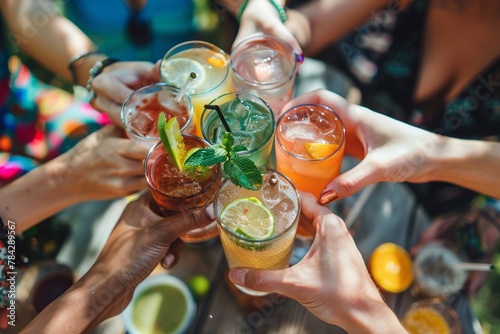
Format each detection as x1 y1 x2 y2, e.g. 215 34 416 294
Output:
402 299 461 334
215 168 300 296
160 41 232 136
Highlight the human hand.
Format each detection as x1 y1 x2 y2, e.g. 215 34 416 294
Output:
55 125 149 200
283 89 443 204
90 61 160 126
228 192 404 332
23 192 213 332
233 0 304 57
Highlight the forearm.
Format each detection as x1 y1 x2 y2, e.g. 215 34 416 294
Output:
293 0 391 55
0 0 106 86
0 156 82 233
430 137 500 199
21 265 130 333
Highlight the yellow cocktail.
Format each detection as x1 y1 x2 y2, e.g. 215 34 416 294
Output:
215 168 300 296
160 41 232 136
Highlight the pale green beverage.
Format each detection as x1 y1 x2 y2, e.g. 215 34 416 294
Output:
201 92 275 167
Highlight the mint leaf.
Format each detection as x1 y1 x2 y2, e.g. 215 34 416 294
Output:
184 147 227 167
232 144 247 153
224 156 262 190
222 132 234 153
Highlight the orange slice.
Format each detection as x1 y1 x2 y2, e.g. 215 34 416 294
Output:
304 142 339 159
206 54 227 68
369 243 413 293
402 307 451 334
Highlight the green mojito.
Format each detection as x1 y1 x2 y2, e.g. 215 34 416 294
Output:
201 92 275 167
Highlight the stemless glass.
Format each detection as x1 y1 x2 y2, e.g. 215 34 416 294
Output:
122 83 194 148
230 34 297 117
144 135 222 244
201 92 275 167
275 104 345 199
160 41 231 136
215 168 300 296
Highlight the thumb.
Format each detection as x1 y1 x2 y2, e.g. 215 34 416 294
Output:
228 267 288 295
319 158 381 204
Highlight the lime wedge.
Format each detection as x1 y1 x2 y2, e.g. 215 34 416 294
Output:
158 113 185 170
220 197 274 240
161 58 205 90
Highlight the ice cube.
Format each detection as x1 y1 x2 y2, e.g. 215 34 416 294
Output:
245 111 271 133
310 113 336 135
128 109 155 137
271 197 297 232
282 122 321 141
228 99 250 119
252 49 285 83
231 131 255 150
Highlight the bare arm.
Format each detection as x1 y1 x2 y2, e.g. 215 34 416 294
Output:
0 0 106 86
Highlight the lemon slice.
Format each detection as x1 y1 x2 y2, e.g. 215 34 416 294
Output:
304 142 339 159
161 58 205 90
220 197 274 240
158 114 185 170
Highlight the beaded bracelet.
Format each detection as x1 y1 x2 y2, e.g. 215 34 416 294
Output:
86 58 120 100
237 0 287 23
68 50 101 85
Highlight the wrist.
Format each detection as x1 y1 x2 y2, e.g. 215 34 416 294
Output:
341 294 404 333
70 52 107 87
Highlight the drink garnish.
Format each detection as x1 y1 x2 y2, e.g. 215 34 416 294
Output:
184 132 263 190
220 197 274 240
304 142 339 159
158 113 185 170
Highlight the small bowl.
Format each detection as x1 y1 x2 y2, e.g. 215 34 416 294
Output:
122 274 196 334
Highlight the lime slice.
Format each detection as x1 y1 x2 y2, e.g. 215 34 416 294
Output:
158 113 185 170
161 58 205 90
220 197 274 240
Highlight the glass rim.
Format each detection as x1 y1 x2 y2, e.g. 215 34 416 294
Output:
160 40 230 96
214 167 301 243
201 91 276 155
121 83 194 141
276 103 346 162
144 135 222 201
230 34 298 87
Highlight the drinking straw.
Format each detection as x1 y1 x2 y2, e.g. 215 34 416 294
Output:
175 72 197 102
204 104 232 133
454 262 495 272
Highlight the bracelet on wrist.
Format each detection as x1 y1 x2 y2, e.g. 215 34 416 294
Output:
68 50 101 85
237 0 287 23
85 58 120 100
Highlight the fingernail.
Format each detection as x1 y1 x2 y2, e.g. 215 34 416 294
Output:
319 190 338 205
229 269 247 285
162 254 175 269
296 53 304 63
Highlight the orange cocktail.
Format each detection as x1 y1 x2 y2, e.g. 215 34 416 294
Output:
275 104 345 199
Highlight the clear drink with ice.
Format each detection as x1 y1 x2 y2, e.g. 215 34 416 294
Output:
230 35 297 117
201 92 275 167
275 104 345 198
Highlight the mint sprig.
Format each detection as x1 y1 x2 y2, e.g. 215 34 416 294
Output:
184 133 262 190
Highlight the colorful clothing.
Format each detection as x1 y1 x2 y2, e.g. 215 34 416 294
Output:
65 0 196 62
